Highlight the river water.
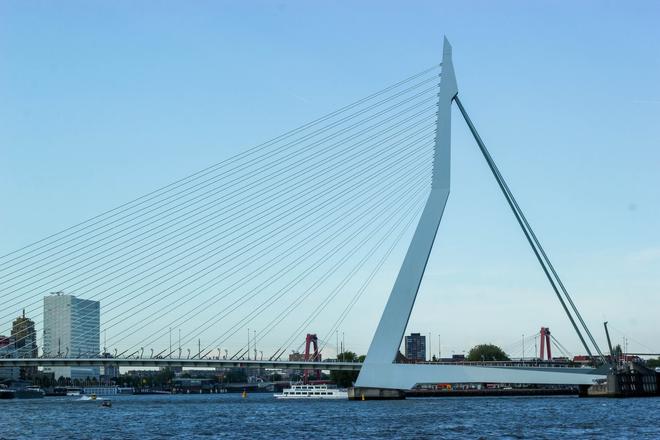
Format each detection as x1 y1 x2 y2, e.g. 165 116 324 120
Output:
1 393 658 439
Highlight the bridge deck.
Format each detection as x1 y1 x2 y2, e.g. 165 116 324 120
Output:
0 358 361 371
0 358 603 376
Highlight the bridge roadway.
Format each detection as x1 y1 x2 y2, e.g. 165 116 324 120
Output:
0 358 604 381
0 357 362 371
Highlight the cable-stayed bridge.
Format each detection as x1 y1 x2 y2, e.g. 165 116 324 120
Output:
0 38 608 389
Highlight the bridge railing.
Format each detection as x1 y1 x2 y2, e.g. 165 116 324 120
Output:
398 360 595 369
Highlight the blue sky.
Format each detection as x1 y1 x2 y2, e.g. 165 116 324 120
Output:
1 1 659 357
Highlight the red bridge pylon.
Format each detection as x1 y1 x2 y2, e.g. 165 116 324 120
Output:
539 327 552 361
303 333 321 383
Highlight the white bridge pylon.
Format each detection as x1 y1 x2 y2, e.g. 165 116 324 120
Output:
355 37 605 390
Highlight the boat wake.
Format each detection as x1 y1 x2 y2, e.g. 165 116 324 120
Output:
77 396 108 401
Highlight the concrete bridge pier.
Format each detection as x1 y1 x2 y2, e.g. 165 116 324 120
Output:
348 387 405 401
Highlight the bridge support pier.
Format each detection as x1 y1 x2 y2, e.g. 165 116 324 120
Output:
348 387 405 401
580 366 660 398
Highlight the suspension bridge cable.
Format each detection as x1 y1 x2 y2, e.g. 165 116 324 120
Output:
95 143 428 338
271 196 425 361
6 71 444 358
0 78 439 276
8 121 434 348
454 96 606 364
106 153 431 356
0 102 437 317
33 152 430 358
456 96 607 363
5 120 434 317
225 189 426 360
52 144 434 354
486 156 607 363
0 65 440 264
121 171 428 358
0 95 436 293
315 207 426 359
117 156 432 354
173 173 429 359
221 197 421 361
550 335 574 358
0 89 438 290
19 131 434 354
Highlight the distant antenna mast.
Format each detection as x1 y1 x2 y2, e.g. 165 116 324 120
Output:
603 322 615 359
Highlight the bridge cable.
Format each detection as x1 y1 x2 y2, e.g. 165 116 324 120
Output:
226 188 426 360
12 120 434 351
104 148 431 354
0 85 439 294
454 96 607 365
0 98 438 320
0 70 440 271
111 156 431 357
190 178 427 360
43 138 430 358
274 197 425 361
4 67 441 357
122 172 427 359
0 64 440 264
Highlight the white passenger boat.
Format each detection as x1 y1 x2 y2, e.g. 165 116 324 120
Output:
83 386 120 396
274 384 347 399
66 387 81 396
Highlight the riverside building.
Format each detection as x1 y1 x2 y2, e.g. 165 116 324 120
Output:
11 310 38 378
43 293 100 380
0 335 20 380
404 332 426 362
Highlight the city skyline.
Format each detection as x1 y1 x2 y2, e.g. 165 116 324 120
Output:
0 303 595 362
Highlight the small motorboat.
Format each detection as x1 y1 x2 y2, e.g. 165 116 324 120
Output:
15 386 45 399
0 388 16 399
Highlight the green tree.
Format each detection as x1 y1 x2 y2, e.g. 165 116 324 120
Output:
467 344 509 362
646 357 660 369
154 367 174 387
329 351 364 388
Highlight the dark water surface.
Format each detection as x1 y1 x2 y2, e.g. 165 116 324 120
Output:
1 393 658 439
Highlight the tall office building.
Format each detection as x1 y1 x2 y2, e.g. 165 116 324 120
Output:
11 310 38 378
43 293 100 380
404 332 426 362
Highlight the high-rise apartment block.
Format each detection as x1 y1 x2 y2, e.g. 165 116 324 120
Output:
43 293 100 380
404 332 426 362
